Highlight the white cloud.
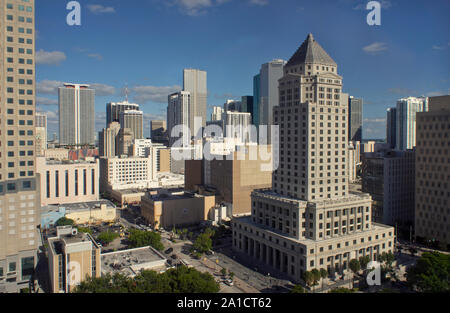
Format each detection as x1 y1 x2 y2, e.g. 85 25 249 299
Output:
426 89 450 97
432 44 448 50
37 97 58 106
363 42 388 54
249 0 269 6
130 85 182 103
89 83 116 96
37 80 64 94
87 53 103 60
87 4 116 14
36 50 66 65
37 80 115 96
363 117 387 139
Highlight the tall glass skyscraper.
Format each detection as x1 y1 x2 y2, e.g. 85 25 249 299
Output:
348 96 363 142
253 74 260 128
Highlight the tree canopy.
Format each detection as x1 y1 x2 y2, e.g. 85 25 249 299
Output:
72 266 220 293
55 217 75 227
193 233 213 254
97 231 119 246
406 252 450 293
128 229 164 251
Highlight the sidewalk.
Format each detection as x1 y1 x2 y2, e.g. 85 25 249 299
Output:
200 258 260 293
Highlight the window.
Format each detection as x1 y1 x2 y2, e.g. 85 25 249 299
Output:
21 257 34 281
9 262 16 273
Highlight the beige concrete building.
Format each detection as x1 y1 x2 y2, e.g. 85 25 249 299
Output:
415 95 450 248
36 157 99 206
98 121 120 158
141 191 215 230
64 200 117 225
47 226 101 293
117 128 134 156
232 34 394 286
44 148 70 160
0 0 40 292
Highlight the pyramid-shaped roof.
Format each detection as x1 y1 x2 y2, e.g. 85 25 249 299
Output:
286 33 337 67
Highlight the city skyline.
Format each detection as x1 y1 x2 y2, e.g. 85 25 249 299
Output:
34 0 450 139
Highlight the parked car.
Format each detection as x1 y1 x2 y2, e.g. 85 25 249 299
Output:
165 247 174 254
224 279 234 286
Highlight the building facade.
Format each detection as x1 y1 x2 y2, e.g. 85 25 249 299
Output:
167 91 191 147
183 69 207 136
258 59 286 143
348 96 363 142
58 83 95 146
47 227 101 293
386 107 397 149
396 97 428 151
119 109 143 140
0 0 40 292
362 150 415 229
415 95 450 248
232 34 394 286
150 120 167 143
106 101 139 127
141 191 215 230
98 121 121 158
36 157 99 207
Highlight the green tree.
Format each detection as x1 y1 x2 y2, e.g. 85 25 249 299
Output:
349 259 361 275
55 217 75 227
77 227 93 235
406 252 450 293
320 268 328 289
97 231 119 246
359 256 370 270
72 266 220 293
128 229 164 251
229 272 234 280
193 233 212 254
303 271 314 287
311 269 321 287
290 285 307 293
220 268 227 276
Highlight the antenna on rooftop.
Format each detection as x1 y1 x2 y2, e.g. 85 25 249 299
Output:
125 83 129 102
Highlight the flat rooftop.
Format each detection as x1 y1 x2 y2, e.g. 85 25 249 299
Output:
101 246 167 277
42 199 116 214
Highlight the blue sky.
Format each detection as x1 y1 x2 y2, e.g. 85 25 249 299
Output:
35 0 450 139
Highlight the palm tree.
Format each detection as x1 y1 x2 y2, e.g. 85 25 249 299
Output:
320 268 328 291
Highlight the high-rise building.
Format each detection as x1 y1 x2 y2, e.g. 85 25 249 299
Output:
211 106 224 122
183 69 207 137
0 0 40 293
362 150 415 228
232 34 395 286
396 97 428 151
257 59 286 143
98 122 121 157
241 96 255 124
58 83 95 146
167 91 191 147
150 120 166 143
386 108 397 149
224 99 242 112
253 74 261 128
348 96 363 142
117 128 134 156
35 113 47 157
119 110 143 140
223 111 253 143
106 101 140 127
415 95 450 249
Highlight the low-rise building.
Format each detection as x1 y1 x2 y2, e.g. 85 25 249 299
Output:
141 191 215 230
47 226 101 293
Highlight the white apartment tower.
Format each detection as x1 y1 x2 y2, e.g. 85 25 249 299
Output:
58 83 95 146
396 96 428 151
